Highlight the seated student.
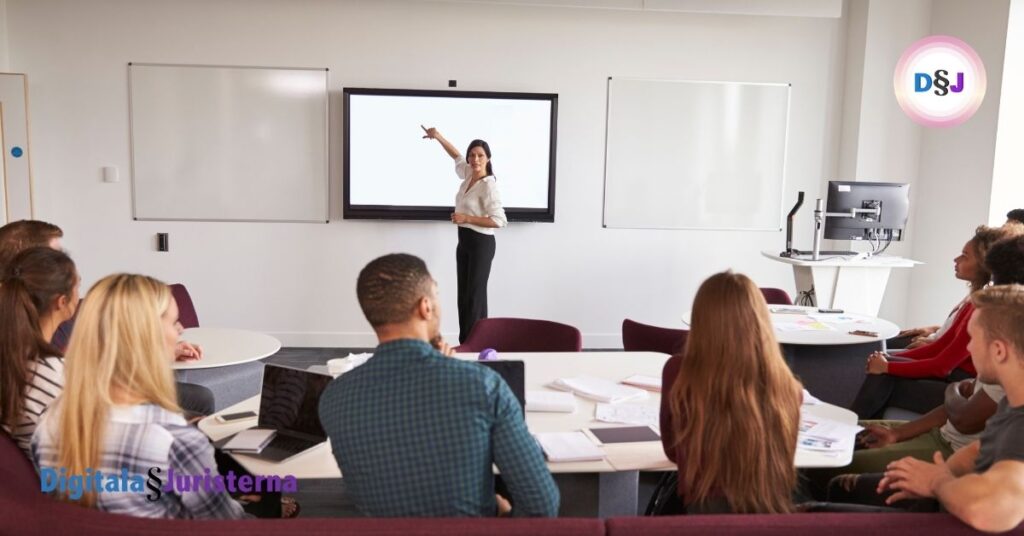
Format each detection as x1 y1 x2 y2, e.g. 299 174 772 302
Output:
0 248 79 456
851 223 1024 419
0 219 215 417
660 271 802 514
0 220 63 271
846 285 1024 532
813 378 1003 499
32 274 247 518
1006 208 1024 226
817 232 1024 501
318 254 558 517
889 223 1023 351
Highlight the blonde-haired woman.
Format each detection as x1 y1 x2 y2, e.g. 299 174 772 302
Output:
32 274 246 518
659 271 803 514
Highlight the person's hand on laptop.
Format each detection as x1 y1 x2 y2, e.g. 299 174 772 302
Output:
175 340 203 362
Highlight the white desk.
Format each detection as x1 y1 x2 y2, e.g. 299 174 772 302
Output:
173 327 281 370
683 305 899 346
762 250 920 316
199 351 857 511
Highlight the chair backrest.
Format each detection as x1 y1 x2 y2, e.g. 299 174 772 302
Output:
760 287 793 305
0 428 42 497
457 318 582 352
169 283 200 328
621 319 688 355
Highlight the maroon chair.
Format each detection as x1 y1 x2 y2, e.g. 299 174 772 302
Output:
169 283 200 328
760 287 793 305
621 319 689 355
0 429 42 498
456 318 582 352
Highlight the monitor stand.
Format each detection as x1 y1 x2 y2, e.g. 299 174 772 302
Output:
790 249 856 256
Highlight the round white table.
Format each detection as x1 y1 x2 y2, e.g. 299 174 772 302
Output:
173 327 282 370
200 351 857 516
683 305 899 345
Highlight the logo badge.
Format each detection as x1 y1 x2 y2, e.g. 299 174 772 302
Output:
893 35 986 127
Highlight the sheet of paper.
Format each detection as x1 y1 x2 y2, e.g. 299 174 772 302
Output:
621 374 661 392
801 389 822 405
797 413 863 453
595 403 659 428
774 319 836 332
550 376 648 404
807 313 868 324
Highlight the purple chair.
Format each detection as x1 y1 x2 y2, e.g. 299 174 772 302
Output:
0 429 40 498
456 318 582 352
621 319 689 355
169 283 200 329
760 287 793 305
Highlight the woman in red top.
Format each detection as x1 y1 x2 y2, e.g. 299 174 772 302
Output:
660 271 802 514
851 223 1024 419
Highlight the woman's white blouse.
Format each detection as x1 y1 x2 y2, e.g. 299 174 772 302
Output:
454 156 507 235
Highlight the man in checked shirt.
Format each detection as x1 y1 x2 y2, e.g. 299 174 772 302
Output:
319 253 559 517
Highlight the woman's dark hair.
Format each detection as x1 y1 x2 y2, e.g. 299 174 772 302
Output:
0 246 76 431
1007 209 1024 225
466 139 494 177
986 235 1024 285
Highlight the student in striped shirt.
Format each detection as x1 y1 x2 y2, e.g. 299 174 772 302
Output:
0 246 79 456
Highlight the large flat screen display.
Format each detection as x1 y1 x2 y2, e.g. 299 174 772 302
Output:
344 88 557 222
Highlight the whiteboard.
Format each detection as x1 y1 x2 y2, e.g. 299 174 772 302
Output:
129 64 329 222
603 78 790 230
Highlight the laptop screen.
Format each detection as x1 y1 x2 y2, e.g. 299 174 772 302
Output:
258 364 332 439
477 360 525 416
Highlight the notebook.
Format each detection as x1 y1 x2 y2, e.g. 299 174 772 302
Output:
534 431 605 462
550 376 648 404
526 391 577 413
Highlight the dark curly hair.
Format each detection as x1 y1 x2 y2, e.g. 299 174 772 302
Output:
986 234 1024 285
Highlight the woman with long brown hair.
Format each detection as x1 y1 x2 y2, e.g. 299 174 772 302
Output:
659 271 803 514
0 247 78 456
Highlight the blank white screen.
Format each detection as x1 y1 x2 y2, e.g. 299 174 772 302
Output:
347 93 552 209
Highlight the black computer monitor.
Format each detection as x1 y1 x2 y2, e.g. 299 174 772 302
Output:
824 181 910 241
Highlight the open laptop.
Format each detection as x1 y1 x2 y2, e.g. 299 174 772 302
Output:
477 360 525 416
214 364 332 463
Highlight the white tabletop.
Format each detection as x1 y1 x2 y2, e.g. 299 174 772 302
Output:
173 327 282 370
682 305 899 346
761 250 920 268
199 351 857 477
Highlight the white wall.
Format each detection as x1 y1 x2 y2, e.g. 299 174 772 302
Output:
7 0 849 347
833 0 932 326
990 0 1024 225
0 0 8 72
906 0 1011 327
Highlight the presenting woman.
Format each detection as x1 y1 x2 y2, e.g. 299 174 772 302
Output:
422 126 507 343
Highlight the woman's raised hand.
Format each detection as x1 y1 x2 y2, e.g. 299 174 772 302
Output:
421 125 440 139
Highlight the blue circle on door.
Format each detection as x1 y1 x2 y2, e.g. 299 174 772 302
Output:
11 147 23 158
